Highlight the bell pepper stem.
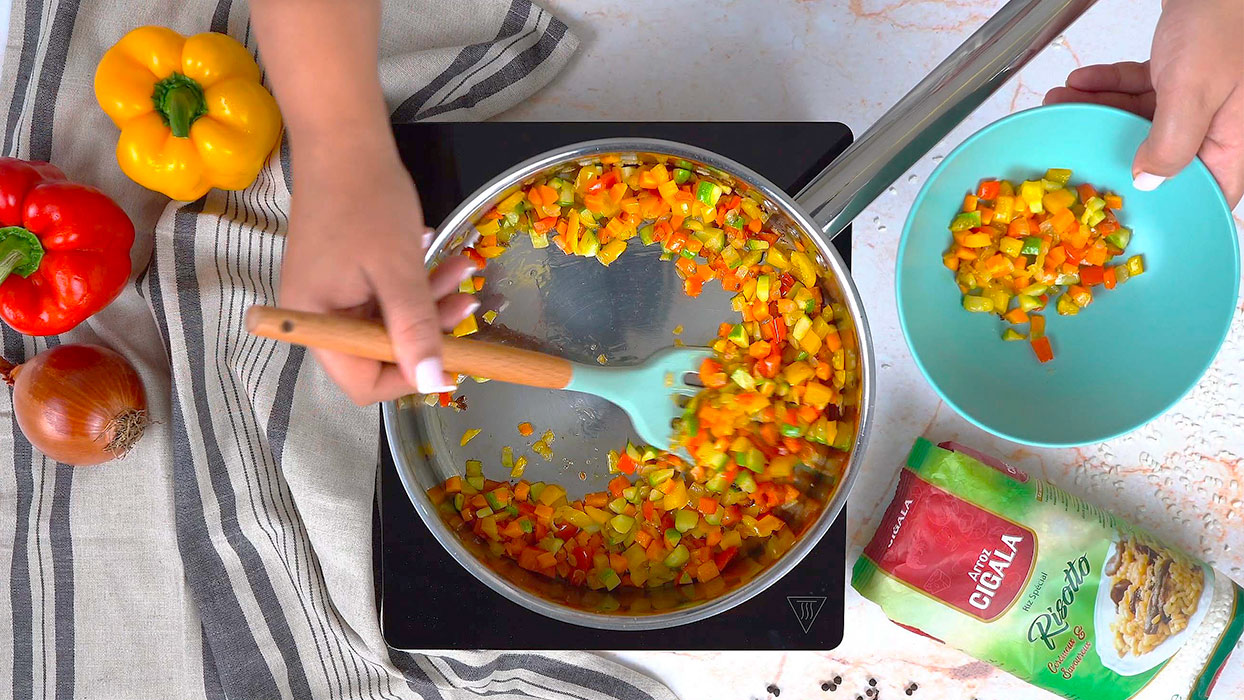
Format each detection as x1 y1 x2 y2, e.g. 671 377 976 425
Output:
153 73 207 139
0 242 29 287
0 226 43 286
164 85 200 138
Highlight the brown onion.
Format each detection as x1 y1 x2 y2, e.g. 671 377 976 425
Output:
1 344 149 466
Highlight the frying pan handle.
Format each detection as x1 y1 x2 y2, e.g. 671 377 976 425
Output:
245 306 574 390
795 0 1098 240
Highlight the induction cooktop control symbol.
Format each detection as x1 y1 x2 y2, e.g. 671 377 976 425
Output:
787 595 827 633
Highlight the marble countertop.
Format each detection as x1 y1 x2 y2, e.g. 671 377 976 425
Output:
501 1 1244 698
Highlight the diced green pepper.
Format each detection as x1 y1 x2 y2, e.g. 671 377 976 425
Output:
663 544 691 569
1054 272 1080 285
755 274 772 302
1056 295 1080 316
740 250 764 268
1002 328 1026 341
465 460 483 477
599 568 621 591
673 168 692 184
674 509 699 533
664 528 682 548
485 491 503 511
1021 236 1042 256
734 470 757 493
730 368 756 391
647 468 675 487
466 475 485 491
962 295 994 313
1044 168 1072 185
790 315 812 341
578 230 600 257
610 514 635 533
727 323 749 348
609 497 628 514
705 472 731 493
779 423 804 437
639 224 655 245
830 420 853 451
696 181 723 207
1017 294 1042 313
806 417 830 445
949 211 982 232
1104 227 1131 250
519 518 533 533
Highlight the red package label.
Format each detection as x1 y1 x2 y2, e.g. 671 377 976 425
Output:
863 469 1037 622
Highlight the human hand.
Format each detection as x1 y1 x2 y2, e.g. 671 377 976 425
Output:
1044 0 1244 207
278 134 476 405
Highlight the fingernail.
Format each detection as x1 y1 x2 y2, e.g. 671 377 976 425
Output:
459 264 478 281
415 357 456 394
463 300 481 317
1133 172 1165 191
422 231 435 249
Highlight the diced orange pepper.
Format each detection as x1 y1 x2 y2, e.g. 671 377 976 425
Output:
1031 335 1054 363
1079 266 1104 286
1030 314 1045 339
1103 266 1118 290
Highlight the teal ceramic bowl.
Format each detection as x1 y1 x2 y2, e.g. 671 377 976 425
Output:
897 104 1239 447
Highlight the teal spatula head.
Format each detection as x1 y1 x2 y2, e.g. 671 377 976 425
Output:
565 345 712 452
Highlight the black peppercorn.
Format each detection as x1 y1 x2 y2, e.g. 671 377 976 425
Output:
869 679 877 687
822 683 831 692
767 685 780 697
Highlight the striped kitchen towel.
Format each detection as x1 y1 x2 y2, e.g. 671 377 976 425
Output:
0 1 677 699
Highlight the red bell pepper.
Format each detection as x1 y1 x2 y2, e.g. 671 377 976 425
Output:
0 158 134 335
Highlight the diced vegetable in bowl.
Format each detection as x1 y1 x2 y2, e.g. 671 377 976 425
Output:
944 168 1144 364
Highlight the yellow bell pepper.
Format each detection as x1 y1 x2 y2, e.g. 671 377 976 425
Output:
94 26 281 202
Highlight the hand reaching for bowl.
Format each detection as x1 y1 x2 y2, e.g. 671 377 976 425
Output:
1044 0 1244 207
253 0 475 404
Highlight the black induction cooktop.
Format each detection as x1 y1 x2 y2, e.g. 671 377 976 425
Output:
379 122 852 651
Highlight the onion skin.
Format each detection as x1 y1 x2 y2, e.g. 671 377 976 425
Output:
2 344 148 466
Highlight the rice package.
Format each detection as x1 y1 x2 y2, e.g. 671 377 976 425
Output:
853 439 1244 700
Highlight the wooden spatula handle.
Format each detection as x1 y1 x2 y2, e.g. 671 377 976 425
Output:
245 306 573 390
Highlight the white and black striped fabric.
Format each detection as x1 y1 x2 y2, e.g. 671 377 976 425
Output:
0 2 677 699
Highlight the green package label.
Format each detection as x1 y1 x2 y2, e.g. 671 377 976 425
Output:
853 439 1244 700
